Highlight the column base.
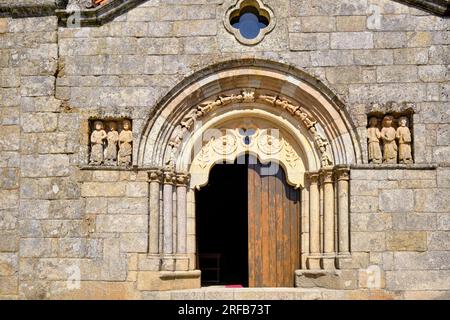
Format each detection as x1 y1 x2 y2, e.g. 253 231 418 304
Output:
306 255 322 269
321 254 336 269
335 253 352 269
161 256 176 271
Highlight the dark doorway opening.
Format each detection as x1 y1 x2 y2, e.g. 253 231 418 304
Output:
196 161 249 287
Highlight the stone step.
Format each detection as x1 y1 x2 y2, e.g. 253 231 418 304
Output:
140 287 401 300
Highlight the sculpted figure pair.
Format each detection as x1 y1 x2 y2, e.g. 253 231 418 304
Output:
90 119 133 166
368 116 413 164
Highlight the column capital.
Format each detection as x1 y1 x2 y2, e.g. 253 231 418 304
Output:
163 170 177 185
175 173 190 187
307 171 320 184
320 168 334 184
148 169 163 183
334 166 350 181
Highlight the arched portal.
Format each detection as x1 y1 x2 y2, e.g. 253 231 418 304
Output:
139 59 361 288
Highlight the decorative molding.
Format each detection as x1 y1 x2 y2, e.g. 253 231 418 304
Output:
393 0 450 16
148 169 163 183
0 0 447 20
190 127 304 189
56 0 147 26
224 0 276 45
166 90 333 171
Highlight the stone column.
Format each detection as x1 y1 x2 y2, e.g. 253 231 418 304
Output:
307 172 321 269
336 167 350 255
321 168 335 269
162 171 176 256
176 173 189 255
148 170 162 255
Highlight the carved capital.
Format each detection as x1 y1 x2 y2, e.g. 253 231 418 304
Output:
148 169 163 183
307 171 320 185
163 170 177 185
320 169 334 184
175 173 190 187
334 167 350 181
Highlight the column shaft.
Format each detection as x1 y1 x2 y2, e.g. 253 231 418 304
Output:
149 177 161 254
308 173 321 269
163 172 175 255
337 168 350 254
176 184 187 254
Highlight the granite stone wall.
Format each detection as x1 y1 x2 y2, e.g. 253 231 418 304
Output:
0 0 449 299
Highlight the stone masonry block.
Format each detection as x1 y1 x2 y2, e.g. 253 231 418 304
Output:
379 189 414 213
386 231 427 251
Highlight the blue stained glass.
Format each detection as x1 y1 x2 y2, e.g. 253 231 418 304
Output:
231 7 268 40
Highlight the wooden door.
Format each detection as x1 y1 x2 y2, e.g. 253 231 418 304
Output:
248 162 301 287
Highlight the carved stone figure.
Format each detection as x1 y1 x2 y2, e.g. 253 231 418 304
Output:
118 120 133 166
396 116 413 164
380 115 398 164
104 121 119 165
90 120 107 165
367 117 382 164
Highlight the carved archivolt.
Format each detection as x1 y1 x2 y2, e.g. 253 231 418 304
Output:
190 127 304 189
165 90 333 170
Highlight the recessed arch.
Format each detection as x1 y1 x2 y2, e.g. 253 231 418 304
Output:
137 59 362 173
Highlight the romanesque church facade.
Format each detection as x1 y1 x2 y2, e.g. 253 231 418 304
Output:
0 0 449 299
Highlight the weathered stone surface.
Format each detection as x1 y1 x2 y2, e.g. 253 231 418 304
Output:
21 155 70 178
20 238 53 258
107 198 147 215
379 189 414 213
394 251 450 270
351 232 386 251
386 231 427 251
386 270 450 290
0 253 18 276
0 126 20 151
120 233 147 253
330 32 373 50
96 215 147 233
415 189 450 212
81 182 126 197
428 231 450 250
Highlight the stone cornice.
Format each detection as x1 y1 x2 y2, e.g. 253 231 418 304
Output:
56 0 146 26
393 0 450 16
0 0 448 20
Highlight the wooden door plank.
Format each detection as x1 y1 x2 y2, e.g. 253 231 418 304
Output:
260 164 270 286
248 164 256 287
268 170 277 287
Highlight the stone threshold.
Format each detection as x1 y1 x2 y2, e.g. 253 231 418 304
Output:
140 287 404 300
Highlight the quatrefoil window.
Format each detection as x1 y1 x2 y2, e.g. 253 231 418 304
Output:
225 0 275 45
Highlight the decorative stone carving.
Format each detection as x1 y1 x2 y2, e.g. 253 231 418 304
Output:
88 119 133 167
396 116 413 164
89 120 107 165
118 120 133 166
163 170 177 185
104 121 119 166
175 173 190 187
166 91 333 170
367 117 382 164
367 112 414 165
148 169 163 183
380 115 398 164
67 0 95 9
191 127 304 189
